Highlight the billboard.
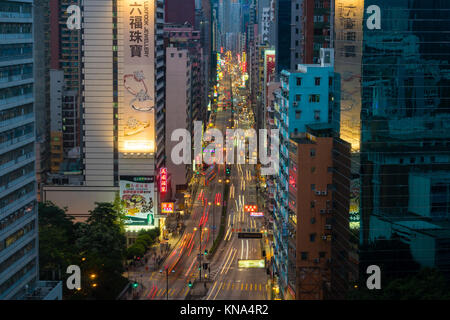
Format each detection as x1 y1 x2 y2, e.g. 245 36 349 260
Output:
121 0 155 153
244 205 258 213
335 0 363 152
161 202 174 214
120 176 156 226
250 212 264 217
238 259 265 268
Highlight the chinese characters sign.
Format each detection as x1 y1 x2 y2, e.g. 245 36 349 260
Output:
160 167 168 193
120 176 156 226
122 0 155 153
161 202 174 214
244 205 258 213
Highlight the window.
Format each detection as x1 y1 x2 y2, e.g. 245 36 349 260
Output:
170 53 174 58
329 77 333 86
311 217 316 224
346 32 356 41
301 252 308 260
314 110 321 120
319 252 326 258
315 77 321 86
295 110 301 119
310 149 316 157
309 94 320 103
296 77 302 86
295 94 301 102
314 15 324 23
310 234 316 242
311 166 316 173
311 201 315 208
345 45 356 57
311 184 315 190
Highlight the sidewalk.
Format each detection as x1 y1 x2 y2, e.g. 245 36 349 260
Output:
124 227 186 281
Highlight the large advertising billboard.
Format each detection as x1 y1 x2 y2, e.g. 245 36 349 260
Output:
121 0 155 153
120 176 156 227
335 0 363 152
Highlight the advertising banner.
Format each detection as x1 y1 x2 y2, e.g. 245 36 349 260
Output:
120 176 156 226
122 0 155 153
161 202 174 215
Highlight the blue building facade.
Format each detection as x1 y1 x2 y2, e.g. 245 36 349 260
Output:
0 0 38 299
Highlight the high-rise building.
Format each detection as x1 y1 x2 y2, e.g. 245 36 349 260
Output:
165 46 192 196
301 0 331 65
288 125 353 300
275 0 291 72
270 48 340 298
0 0 61 300
165 0 196 26
360 0 450 278
43 0 165 233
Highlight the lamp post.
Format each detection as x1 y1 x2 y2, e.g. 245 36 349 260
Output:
165 267 175 300
199 225 202 281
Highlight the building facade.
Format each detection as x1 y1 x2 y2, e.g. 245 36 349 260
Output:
360 0 450 278
0 0 61 300
270 49 340 298
288 125 352 300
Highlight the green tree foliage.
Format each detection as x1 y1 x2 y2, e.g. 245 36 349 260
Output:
38 202 78 281
73 202 127 299
39 201 128 300
126 243 145 260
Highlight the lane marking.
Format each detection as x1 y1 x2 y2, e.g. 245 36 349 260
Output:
206 281 218 300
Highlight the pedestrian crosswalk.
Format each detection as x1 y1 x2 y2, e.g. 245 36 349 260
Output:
144 287 190 299
213 281 266 293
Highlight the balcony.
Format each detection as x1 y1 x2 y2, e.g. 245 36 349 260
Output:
0 191 34 216
0 12 32 19
0 132 34 151
0 93 33 107
0 151 34 172
0 113 33 131
23 281 62 300
0 171 35 195
0 33 32 41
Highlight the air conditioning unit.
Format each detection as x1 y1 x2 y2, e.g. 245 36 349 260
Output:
293 102 298 106
325 224 332 230
321 235 327 240
320 209 326 214
315 191 321 195
321 191 328 196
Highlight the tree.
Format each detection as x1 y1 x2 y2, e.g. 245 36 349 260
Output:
73 202 128 299
126 243 145 260
38 202 78 281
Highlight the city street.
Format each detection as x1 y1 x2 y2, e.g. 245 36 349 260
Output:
129 55 269 300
